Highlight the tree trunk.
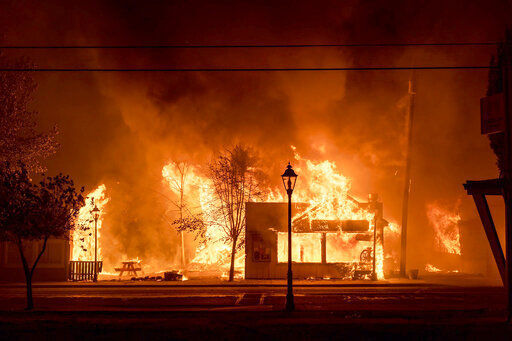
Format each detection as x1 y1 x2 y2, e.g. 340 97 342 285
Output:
16 237 48 310
228 237 237 281
24 269 33 310
16 239 33 310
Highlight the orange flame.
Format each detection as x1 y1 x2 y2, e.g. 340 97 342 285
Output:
71 184 109 262
163 146 390 280
427 203 461 255
425 264 442 272
162 164 243 272
282 147 384 279
425 263 459 274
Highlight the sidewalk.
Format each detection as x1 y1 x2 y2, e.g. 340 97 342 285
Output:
0 274 496 288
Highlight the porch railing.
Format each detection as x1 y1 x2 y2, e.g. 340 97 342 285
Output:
68 261 103 281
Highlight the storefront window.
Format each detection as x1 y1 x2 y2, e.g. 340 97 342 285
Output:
277 232 322 263
252 234 271 262
325 232 371 263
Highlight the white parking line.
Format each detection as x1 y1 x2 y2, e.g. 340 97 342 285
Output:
235 294 244 305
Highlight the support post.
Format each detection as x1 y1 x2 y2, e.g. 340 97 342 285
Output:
321 233 327 264
94 218 98 282
372 212 377 281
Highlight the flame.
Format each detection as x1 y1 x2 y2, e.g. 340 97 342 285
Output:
278 149 384 280
72 184 109 262
425 264 442 272
162 164 243 272
425 263 460 274
427 203 461 255
162 147 390 280
375 238 384 279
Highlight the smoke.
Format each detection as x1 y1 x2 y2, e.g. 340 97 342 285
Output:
0 0 510 277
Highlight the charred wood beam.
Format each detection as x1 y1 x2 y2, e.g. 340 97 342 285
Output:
464 179 504 195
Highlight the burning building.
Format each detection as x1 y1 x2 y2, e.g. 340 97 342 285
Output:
63 147 483 282
245 194 388 280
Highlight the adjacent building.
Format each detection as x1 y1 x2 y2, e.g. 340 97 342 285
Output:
0 238 70 282
245 198 386 279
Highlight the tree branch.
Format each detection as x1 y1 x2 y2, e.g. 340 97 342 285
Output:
16 238 30 277
30 236 48 278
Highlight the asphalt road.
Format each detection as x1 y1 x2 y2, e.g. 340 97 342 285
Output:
0 284 506 313
1 284 511 339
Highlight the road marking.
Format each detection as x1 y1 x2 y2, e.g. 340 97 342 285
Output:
235 294 244 305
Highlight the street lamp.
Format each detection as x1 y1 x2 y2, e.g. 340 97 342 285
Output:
282 162 297 312
91 203 100 282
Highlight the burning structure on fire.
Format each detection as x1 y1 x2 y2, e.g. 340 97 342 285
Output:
61 145 492 282
64 149 405 281
245 194 388 280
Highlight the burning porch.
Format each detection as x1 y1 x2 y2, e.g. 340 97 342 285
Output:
245 195 389 280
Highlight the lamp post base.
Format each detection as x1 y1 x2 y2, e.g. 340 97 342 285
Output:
286 268 294 312
285 293 295 312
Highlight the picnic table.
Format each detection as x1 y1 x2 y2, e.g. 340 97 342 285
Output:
114 261 142 277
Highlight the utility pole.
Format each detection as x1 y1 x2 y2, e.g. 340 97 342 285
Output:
179 169 186 268
400 73 416 277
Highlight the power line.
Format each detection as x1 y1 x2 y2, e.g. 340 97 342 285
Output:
0 66 494 72
0 42 499 49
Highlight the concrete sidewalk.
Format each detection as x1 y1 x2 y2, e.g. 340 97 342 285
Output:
0 275 496 288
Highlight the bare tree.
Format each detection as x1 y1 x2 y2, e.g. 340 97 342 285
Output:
164 161 190 267
0 57 58 172
0 163 84 309
208 145 263 281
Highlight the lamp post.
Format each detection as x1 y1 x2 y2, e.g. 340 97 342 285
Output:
282 162 297 312
91 203 100 282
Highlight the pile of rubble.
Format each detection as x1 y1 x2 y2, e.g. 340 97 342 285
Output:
129 270 183 281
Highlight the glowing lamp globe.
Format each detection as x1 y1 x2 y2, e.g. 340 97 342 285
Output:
281 163 298 194
91 204 100 221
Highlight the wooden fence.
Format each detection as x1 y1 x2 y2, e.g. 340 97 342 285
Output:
68 261 103 281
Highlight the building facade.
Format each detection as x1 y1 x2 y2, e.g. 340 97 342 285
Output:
245 200 385 279
0 238 70 282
